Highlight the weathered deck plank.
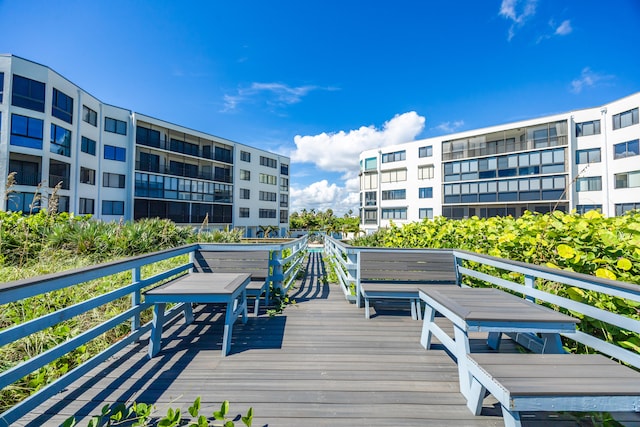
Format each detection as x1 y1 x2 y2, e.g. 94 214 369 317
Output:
13 252 638 427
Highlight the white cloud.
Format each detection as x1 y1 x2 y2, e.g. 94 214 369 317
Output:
433 120 465 134
554 19 572 36
289 111 425 215
291 111 425 174
222 82 336 112
499 0 537 41
570 67 614 94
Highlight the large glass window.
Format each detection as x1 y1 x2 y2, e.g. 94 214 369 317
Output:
50 124 72 157
364 157 377 171
362 173 378 190
381 150 406 163
575 120 600 137
576 176 602 192
136 126 160 147
104 145 126 161
615 170 640 189
381 189 406 200
281 164 289 176
280 194 289 208
259 191 277 202
576 204 602 214
381 208 407 219
105 117 127 135
6 191 40 213
240 151 251 162
259 208 277 218
102 200 125 215
363 209 377 224
419 145 433 158
0 72 4 103
214 146 232 163
239 207 250 218
418 165 435 180
240 170 251 181
614 139 640 159
280 177 289 192
81 136 96 156
381 169 407 183
8 158 40 186
615 202 640 216
576 148 601 164
49 159 70 190
364 191 376 206
613 108 639 130
103 172 126 188
259 173 277 185
52 88 74 124
419 208 433 219
80 167 96 185
79 198 95 215
12 75 45 112
83 105 97 126
419 187 433 198
10 114 43 149
260 156 277 168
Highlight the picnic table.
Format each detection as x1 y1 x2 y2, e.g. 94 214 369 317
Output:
418 286 579 399
145 273 251 357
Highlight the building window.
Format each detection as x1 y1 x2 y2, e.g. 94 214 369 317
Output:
364 191 377 206
259 191 277 202
382 150 406 163
419 146 433 158
576 204 601 214
104 145 126 161
259 208 277 219
240 170 251 181
10 114 43 149
419 187 433 198
615 202 640 216
0 72 4 103
615 170 640 189
49 159 70 190
364 157 377 171
575 120 600 137
381 208 407 220
281 164 289 176
239 188 250 199
79 198 95 215
613 108 639 130
363 209 377 224
240 151 251 162
12 75 45 112
6 192 40 213
80 167 95 185
576 148 601 164
280 177 289 192
52 88 74 124
381 189 406 200
576 176 602 192
83 105 97 126
362 173 378 190
614 139 640 160
259 173 277 185
280 194 289 208
102 200 125 216
8 158 40 186
280 210 288 223
136 126 161 147
80 136 97 156
260 156 277 168
380 169 407 183
239 207 250 218
50 124 72 157
419 208 433 219
418 165 435 180
105 117 127 135
103 172 126 188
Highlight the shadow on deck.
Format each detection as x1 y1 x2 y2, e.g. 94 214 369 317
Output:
16 253 631 427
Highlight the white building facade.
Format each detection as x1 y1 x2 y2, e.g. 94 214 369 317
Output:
0 55 289 237
359 93 640 233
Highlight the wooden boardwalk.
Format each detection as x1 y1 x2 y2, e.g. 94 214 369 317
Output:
15 253 637 427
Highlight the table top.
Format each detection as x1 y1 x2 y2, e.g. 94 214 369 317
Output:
145 273 251 303
418 286 579 326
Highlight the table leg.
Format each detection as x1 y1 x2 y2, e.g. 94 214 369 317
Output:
241 289 248 324
183 302 194 324
420 304 436 349
149 303 166 358
541 333 564 353
487 332 502 350
222 301 234 356
454 325 472 400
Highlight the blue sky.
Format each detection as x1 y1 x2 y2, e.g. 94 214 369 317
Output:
1 0 639 215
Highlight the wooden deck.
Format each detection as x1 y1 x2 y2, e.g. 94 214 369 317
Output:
14 253 640 427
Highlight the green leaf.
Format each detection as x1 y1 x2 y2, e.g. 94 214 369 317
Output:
242 407 254 427
556 244 575 259
617 257 633 271
188 396 201 417
61 417 76 427
224 421 235 427
595 268 616 280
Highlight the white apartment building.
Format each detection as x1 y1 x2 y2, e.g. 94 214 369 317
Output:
359 92 640 233
0 54 289 237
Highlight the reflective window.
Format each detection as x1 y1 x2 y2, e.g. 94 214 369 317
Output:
613 108 639 130
614 139 640 159
79 198 95 215
575 120 601 137
419 145 433 158
105 117 127 135
103 172 126 188
10 114 43 149
102 200 125 216
12 74 45 112
50 124 72 157
104 145 126 161
6 191 40 213
381 208 407 219
615 202 640 216
382 150 406 163
49 159 70 189
83 105 97 126
259 208 277 218
419 208 433 219
615 170 640 189
576 148 601 164
364 157 377 171
381 189 406 200
364 191 377 206
0 72 4 103
419 187 433 198
576 204 601 214
52 88 74 124
80 167 96 185
81 136 97 156
576 176 602 192
8 158 40 186
240 169 251 180
240 151 251 162
260 156 277 168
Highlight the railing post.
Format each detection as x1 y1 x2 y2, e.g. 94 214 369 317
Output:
454 253 463 287
348 250 360 307
524 274 536 302
131 267 141 333
272 248 284 293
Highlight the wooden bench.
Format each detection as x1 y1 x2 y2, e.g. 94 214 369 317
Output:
358 250 457 319
466 353 640 427
193 250 273 315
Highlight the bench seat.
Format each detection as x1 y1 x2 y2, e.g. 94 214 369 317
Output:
466 353 640 427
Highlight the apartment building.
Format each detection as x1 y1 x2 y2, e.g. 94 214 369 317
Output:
359 92 640 232
0 54 289 237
